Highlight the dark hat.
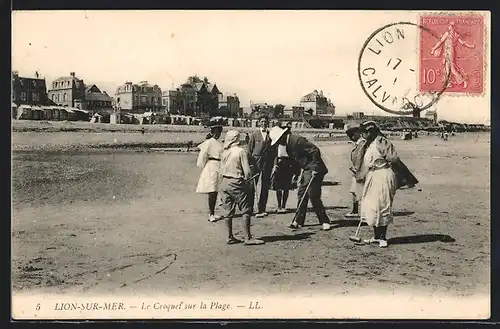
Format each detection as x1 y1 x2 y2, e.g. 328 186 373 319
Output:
360 120 379 131
345 126 360 136
207 117 223 128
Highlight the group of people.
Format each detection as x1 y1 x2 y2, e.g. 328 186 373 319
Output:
195 115 418 248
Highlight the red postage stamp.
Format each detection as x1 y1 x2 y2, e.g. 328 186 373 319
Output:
419 14 485 94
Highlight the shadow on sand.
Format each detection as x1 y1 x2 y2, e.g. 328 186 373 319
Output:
322 181 341 186
304 219 366 228
260 232 315 243
393 210 415 217
388 234 456 245
286 206 349 213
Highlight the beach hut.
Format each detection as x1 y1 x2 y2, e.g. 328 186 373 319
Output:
40 106 54 120
71 108 90 121
59 107 75 121
51 106 65 121
16 105 32 120
31 105 44 120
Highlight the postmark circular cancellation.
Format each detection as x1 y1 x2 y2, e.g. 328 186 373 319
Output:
358 14 485 116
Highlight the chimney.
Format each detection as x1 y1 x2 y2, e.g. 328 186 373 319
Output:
70 72 75 77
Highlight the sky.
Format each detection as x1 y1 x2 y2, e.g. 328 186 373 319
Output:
12 10 491 124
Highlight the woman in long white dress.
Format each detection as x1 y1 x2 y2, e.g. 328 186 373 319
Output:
196 120 224 222
357 121 399 248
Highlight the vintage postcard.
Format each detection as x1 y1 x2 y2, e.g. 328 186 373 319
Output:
11 10 491 320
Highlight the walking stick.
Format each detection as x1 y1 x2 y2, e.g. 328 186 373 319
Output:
289 173 315 227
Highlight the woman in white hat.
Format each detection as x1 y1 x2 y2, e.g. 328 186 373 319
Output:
196 119 224 222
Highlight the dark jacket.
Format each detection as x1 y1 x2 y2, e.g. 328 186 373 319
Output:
248 130 277 171
285 134 328 175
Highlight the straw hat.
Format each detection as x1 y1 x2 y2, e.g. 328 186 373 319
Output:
223 130 240 149
361 120 378 128
269 126 288 146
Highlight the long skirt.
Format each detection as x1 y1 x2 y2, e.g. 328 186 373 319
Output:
349 176 364 202
196 160 221 193
360 167 397 227
270 158 297 191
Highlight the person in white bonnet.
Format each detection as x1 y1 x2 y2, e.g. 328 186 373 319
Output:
219 130 265 246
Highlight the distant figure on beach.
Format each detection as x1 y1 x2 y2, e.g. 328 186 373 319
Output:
141 127 145 135
187 140 194 152
196 118 224 222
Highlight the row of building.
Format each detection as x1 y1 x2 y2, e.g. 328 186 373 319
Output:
12 71 339 121
12 72 243 118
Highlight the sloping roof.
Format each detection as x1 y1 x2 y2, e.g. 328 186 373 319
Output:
86 91 113 102
85 84 101 93
194 82 205 91
206 83 218 93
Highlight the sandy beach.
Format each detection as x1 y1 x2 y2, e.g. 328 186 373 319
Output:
12 132 490 303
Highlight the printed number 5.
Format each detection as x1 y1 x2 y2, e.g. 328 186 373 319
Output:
36 303 40 311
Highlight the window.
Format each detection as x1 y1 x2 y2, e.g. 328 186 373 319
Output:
20 92 26 101
63 93 68 101
141 96 147 104
32 92 39 102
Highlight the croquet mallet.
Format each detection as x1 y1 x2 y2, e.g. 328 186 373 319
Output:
349 218 363 243
289 173 315 227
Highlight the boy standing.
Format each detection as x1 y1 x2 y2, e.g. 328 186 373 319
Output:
220 130 265 246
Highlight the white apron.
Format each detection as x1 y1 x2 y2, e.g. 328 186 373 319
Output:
360 139 397 227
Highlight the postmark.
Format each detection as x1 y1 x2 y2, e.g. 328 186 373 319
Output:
419 13 485 95
358 22 449 116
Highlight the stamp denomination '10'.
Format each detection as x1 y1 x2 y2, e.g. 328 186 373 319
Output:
419 14 485 94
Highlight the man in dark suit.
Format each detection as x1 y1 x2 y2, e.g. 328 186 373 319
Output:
269 126 332 230
247 114 277 218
